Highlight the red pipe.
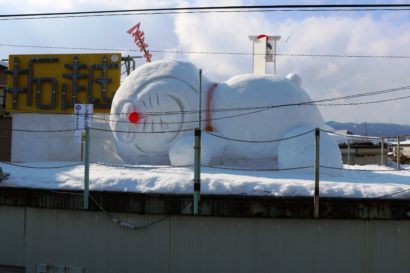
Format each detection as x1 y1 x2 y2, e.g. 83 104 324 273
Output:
205 83 218 132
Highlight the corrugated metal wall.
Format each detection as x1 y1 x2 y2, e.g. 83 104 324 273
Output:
1 206 410 273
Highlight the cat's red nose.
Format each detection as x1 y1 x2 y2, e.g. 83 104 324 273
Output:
128 112 140 124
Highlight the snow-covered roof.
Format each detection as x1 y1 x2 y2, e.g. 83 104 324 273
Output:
389 140 410 145
1 162 410 199
0 61 8 69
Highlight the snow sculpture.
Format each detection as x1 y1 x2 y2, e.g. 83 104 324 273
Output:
110 60 342 169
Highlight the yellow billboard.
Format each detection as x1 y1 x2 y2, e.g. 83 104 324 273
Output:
5 53 121 113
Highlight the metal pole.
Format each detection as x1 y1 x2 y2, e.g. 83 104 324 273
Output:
193 129 201 215
381 137 384 166
347 139 351 165
126 56 131 76
193 69 202 215
314 128 320 218
397 136 401 170
198 69 202 129
84 127 90 209
273 40 277 74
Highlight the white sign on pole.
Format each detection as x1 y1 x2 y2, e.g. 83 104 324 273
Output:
74 104 93 143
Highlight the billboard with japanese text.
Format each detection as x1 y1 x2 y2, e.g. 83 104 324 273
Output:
5 53 121 113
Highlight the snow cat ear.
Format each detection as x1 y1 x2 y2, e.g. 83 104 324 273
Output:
286 73 302 87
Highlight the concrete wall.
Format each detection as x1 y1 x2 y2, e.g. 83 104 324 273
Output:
11 113 122 163
340 147 387 165
1 206 410 273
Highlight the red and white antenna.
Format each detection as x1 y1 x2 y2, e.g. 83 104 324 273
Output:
127 22 152 63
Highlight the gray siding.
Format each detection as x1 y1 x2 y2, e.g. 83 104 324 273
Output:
1 206 410 273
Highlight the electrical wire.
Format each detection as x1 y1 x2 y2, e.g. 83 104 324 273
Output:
320 165 407 172
321 128 410 141
207 129 314 143
92 127 195 134
0 127 77 133
6 84 410 118
102 85 410 115
0 161 82 169
373 188 410 199
91 161 193 169
89 194 170 230
3 43 410 59
315 94 410 106
91 162 314 172
1 4 410 20
320 129 382 140
202 165 313 172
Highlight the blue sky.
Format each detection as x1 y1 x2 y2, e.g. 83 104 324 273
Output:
1 0 410 124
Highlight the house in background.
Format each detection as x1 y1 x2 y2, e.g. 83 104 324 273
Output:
389 139 410 164
331 130 388 165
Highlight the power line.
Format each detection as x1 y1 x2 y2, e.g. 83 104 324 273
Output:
100 91 410 125
207 129 315 143
0 128 76 133
373 188 410 199
1 4 410 20
89 194 170 230
0 161 82 169
92 127 195 134
3 43 410 60
106 85 410 116
6 84 410 123
203 165 314 172
320 165 404 172
315 94 410 107
91 161 193 169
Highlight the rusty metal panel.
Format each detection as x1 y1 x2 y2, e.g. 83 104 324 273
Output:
0 206 25 266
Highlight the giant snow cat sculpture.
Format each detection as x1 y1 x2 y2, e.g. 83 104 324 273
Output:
110 60 342 169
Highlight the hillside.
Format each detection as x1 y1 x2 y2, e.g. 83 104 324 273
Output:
326 121 410 137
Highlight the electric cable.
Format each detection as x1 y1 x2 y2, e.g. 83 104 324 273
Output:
320 129 382 140
202 165 314 172
3 43 410 59
373 188 410 199
6 84 410 118
91 127 195 134
321 128 410 141
207 129 314 143
320 165 407 172
1 4 410 20
89 194 170 230
91 161 193 169
0 161 82 169
0 127 77 133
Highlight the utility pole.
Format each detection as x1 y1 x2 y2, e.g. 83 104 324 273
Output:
193 69 202 215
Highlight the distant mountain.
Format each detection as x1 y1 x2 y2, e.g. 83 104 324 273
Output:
325 121 410 137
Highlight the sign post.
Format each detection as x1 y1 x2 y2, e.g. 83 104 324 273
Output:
74 104 93 209
74 104 93 144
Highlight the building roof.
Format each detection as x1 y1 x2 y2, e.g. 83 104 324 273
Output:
0 61 8 69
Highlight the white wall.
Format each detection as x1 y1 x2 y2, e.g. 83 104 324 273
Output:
11 113 123 163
